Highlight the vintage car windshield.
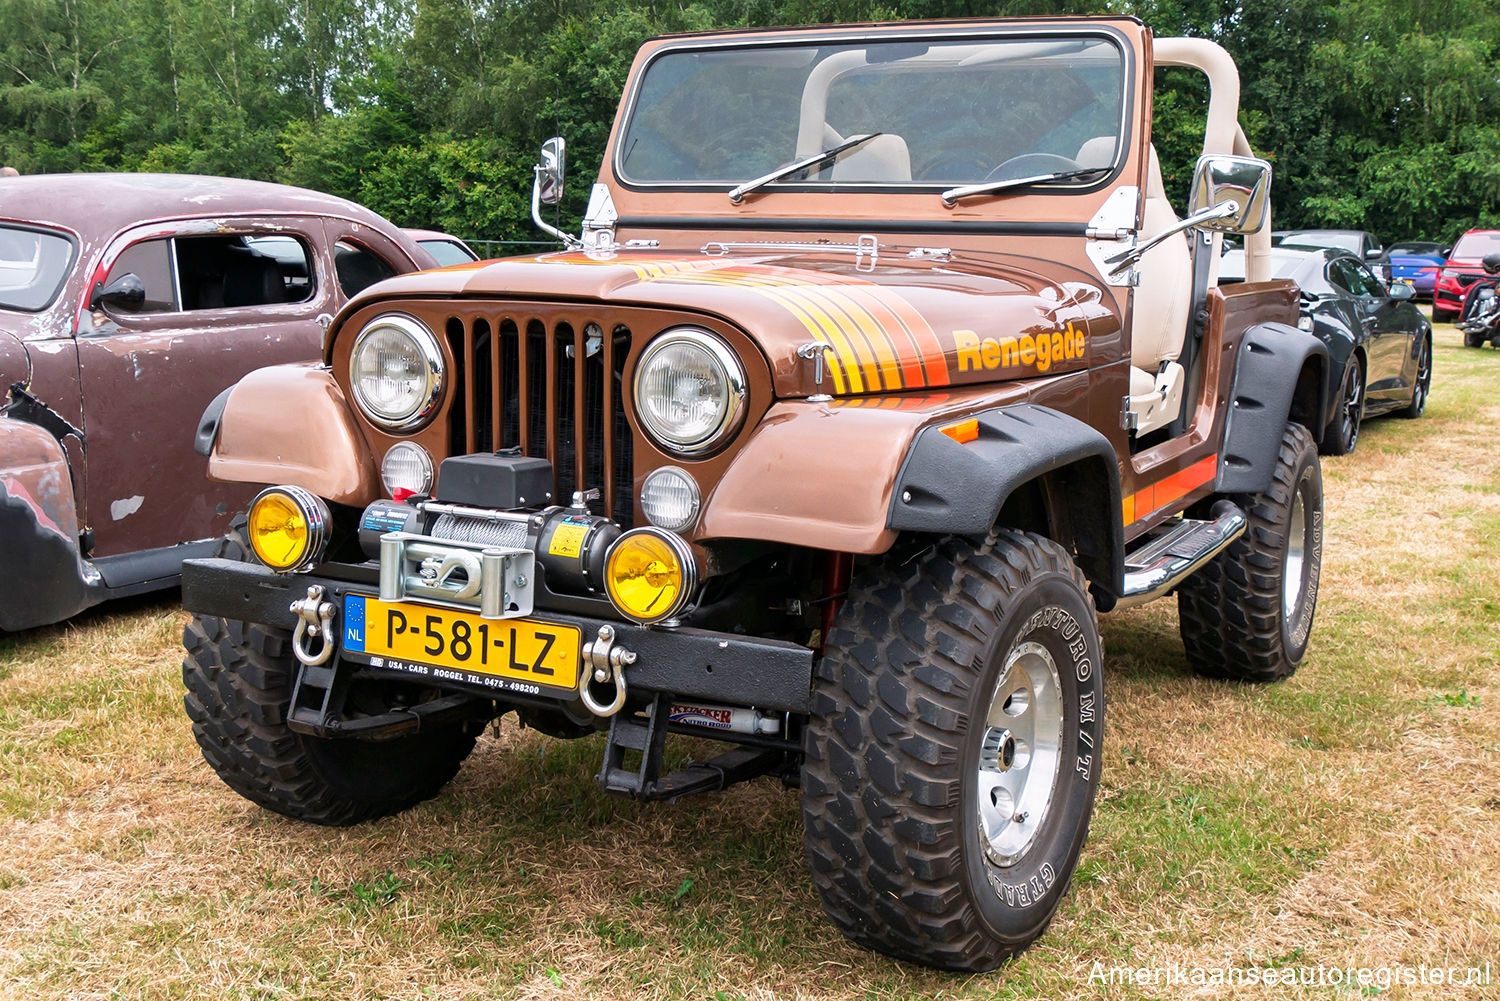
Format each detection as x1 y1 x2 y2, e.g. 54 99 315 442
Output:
618 35 1126 188
0 226 74 312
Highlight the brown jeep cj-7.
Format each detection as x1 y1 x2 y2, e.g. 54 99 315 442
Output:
184 17 1328 970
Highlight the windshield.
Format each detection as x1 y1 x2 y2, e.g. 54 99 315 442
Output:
1452 232 1500 259
0 226 75 312
618 34 1127 188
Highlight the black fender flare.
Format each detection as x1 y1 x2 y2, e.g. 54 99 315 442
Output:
1217 322 1328 495
888 404 1124 602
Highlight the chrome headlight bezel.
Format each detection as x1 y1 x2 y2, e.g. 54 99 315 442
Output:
632 327 747 456
349 313 445 431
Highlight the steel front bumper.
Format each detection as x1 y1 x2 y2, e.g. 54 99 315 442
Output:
180 558 815 714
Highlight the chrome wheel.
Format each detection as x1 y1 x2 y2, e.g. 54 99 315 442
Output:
977 640 1063 867
1282 486 1308 620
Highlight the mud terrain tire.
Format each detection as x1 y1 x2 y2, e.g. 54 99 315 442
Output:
1178 423 1323 682
802 531 1104 971
182 521 477 825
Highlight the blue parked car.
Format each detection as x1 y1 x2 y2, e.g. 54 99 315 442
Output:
1383 240 1449 300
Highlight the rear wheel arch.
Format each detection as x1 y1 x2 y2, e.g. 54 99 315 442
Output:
1217 321 1328 495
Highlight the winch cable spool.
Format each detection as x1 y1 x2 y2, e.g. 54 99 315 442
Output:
430 513 529 549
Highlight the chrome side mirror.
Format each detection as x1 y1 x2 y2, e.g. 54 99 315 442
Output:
1188 154 1271 235
536 137 566 206
530 137 580 249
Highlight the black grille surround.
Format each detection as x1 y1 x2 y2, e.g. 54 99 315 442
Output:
443 312 634 527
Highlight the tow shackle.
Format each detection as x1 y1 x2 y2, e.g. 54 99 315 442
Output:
290 585 337 667
579 624 636 717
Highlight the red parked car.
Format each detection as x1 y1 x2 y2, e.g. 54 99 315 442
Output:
1432 229 1500 321
0 173 438 631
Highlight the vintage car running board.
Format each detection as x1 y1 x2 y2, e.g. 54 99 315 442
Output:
1116 501 1247 609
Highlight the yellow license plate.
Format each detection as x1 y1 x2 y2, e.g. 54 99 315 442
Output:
341 595 580 695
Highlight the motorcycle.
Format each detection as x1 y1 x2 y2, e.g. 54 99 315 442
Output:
1457 252 1500 347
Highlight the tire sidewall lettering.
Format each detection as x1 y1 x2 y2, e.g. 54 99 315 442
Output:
966 574 1103 935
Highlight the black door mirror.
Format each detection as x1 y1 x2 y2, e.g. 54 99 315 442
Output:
1387 281 1416 301
90 272 146 311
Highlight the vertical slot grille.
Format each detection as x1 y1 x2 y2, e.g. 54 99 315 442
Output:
447 312 633 527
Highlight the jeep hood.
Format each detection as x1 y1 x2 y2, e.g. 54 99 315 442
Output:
357 250 1119 398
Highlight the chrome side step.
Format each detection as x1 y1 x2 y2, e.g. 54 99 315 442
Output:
1115 501 1247 609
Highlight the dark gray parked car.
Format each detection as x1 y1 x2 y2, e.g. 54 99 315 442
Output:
1221 246 1431 454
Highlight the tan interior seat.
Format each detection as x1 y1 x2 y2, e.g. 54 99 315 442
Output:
831 135 911 182
1075 136 1117 169
1124 145 1193 435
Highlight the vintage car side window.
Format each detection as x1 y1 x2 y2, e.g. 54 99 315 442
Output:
105 239 179 313
246 235 316 302
0 225 75 312
334 240 398 298
175 233 314 310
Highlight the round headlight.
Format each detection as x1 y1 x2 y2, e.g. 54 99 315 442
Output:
350 313 444 430
380 442 433 497
640 467 700 532
633 328 745 455
247 486 330 573
604 528 698 625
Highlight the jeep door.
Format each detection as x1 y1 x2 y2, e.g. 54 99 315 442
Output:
74 216 337 577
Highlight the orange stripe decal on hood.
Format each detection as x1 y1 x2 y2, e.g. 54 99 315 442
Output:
526 254 975 394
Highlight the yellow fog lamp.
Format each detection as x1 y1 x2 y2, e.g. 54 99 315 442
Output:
604 528 698 625
247 485 331 573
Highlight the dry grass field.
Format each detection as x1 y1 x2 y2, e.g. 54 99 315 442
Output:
2 322 1496 1000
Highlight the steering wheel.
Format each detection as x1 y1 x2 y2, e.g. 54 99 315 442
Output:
915 149 994 182
985 152 1084 182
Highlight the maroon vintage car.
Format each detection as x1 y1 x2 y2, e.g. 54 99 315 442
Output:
0 173 438 631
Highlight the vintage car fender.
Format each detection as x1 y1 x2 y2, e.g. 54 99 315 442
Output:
204 364 379 505
0 418 95 631
1216 322 1329 495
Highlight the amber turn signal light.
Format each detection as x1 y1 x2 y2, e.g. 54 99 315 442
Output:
940 418 980 445
247 485 331 573
604 528 698 625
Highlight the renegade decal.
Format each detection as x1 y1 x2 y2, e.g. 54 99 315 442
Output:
1121 455 1218 525
954 323 1087 375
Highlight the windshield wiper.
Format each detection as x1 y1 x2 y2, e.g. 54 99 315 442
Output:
728 133 883 204
941 167 1110 207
